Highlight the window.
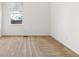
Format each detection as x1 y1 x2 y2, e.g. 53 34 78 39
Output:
9 2 23 24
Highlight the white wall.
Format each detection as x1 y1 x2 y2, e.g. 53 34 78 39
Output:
0 3 2 36
2 2 50 35
50 2 79 54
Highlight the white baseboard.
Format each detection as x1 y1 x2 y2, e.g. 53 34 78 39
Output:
2 34 50 36
50 34 79 55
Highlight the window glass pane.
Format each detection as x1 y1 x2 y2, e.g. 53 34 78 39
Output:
11 13 23 24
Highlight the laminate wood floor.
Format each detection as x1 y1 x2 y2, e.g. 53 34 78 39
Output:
0 36 78 57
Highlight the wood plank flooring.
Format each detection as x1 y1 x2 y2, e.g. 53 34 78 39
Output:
0 36 78 57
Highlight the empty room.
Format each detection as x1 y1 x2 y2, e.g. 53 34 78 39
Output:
0 2 79 57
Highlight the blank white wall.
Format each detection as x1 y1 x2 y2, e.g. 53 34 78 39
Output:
0 3 2 36
2 2 50 35
50 2 79 54
23 2 50 35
